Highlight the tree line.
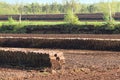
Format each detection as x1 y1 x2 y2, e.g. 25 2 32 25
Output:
0 0 119 15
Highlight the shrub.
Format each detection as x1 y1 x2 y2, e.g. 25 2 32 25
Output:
8 16 15 24
64 10 79 24
103 13 115 30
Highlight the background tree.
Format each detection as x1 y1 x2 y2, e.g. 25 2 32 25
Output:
87 4 97 13
97 0 118 22
64 0 80 13
0 0 119 14
50 2 60 13
18 3 23 23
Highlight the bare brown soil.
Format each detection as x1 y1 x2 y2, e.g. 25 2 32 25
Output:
63 50 120 70
0 34 120 80
1 68 120 80
0 50 120 80
0 34 120 39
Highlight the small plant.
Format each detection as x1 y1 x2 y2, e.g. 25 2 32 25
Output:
85 21 88 25
8 16 15 24
64 10 79 24
103 13 115 30
106 21 115 30
104 15 115 23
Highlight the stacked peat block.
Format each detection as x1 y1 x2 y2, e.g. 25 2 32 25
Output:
0 47 65 70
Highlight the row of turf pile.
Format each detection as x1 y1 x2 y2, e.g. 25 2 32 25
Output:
0 37 119 51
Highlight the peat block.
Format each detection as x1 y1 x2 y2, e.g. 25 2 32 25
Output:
0 47 65 70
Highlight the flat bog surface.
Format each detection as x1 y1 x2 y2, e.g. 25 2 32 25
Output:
62 49 120 69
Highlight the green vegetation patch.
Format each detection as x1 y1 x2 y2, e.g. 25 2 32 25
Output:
0 22 120 34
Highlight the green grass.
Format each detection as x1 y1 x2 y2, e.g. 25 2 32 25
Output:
0 21 107 26
78 21 105 25
0 20 120 26
0 21 66 26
